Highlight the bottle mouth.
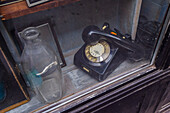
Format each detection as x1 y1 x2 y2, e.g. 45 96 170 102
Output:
21 27 40 40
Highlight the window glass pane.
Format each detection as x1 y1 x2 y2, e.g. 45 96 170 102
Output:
0 0 169 112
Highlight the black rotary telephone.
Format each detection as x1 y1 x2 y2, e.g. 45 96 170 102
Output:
74 23 144 81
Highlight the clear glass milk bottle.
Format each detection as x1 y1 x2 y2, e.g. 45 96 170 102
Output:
21 27 64 103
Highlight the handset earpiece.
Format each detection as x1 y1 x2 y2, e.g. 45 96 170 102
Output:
82 25 101 44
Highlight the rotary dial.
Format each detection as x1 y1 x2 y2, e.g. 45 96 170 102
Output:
90 43 105 57
85 40 110 63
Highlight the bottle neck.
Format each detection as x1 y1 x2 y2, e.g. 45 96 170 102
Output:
21 27 41 46
25 38 42 47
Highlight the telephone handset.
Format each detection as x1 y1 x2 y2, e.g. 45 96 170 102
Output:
74 23 144 81
82 23 144 61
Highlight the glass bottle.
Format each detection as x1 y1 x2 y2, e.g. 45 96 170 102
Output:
21 27 64 103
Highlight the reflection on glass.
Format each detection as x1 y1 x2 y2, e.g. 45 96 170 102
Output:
1 0 169 111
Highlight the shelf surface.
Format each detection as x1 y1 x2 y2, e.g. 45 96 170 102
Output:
7 48 150 113
0 0 80 20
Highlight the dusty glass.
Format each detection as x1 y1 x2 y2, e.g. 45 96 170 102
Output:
21 27 64 103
